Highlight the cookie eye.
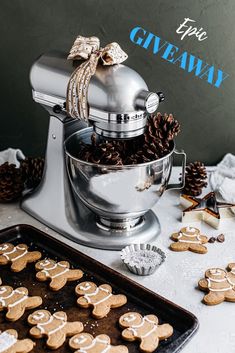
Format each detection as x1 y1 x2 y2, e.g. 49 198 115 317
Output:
41 259 50 266
0 287 7 294
73 336 87 344
16 245 26 250
124 314 136 322
33 312 45 320
0 244 8 251
185 226 196 233
210 269 222 275
79 283 91 291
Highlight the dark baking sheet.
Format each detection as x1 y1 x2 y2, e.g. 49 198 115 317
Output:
0 224 198 352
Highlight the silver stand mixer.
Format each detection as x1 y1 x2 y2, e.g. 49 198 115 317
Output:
21 51 186 250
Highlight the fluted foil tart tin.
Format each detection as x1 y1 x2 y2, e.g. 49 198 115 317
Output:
120 243 166 276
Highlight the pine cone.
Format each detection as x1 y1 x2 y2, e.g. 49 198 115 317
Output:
21 157 45 189
77 141 123 165
0 162 24 202
183 161 207 196
143 113 180 157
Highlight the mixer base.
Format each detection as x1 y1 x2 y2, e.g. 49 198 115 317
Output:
22 194 161 250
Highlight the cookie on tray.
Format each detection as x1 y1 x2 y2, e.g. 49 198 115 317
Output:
170 226 208 254
35 258 83 291
119 312 173 353
75 281 127 319
0 329 35 353
0 243 41 272
28 309 83 350
69 333 128 353
198 268 235 305
0 285 42 321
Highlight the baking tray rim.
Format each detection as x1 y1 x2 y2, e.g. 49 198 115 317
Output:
0 223 199 352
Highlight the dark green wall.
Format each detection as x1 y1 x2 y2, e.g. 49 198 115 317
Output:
0 0 234 164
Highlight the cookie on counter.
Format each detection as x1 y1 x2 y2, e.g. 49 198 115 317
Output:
28 309 83 350
0 243 41 272
69 333 128 353
0 285 42 321
75 282 127 319
198 268 235 305
119 312 173 353
0 329 35 353
170 226 208 254
35 258 83 291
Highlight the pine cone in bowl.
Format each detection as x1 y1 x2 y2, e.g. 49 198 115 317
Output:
76 112 181 165
144 112 180 157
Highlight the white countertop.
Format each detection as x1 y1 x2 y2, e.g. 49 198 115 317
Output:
0 167 235 353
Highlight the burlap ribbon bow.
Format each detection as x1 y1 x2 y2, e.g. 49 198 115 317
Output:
66 35 128 121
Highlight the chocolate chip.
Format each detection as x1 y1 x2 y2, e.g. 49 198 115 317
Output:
217 234 225 243
208 237 216 243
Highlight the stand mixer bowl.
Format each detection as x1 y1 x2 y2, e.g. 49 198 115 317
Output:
65 127 185 231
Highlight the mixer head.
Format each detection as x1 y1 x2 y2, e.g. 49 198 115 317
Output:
30 51 164 139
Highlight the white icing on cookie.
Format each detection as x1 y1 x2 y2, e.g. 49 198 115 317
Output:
1 246 28 262
79 283 92 291
16 245 27 250
178 232 202 244
36 313 66 335
141 325 157 338
0 287 7 295
73 335 87 344
83 286 112 305
209 269 223 276
8 295 28 308
207 276 233 292
127 316 157 339
53 313 65 321
0 332 17 352
32 312 45 321
48 321 66 335
123 314 136 322
0 288 27 307
41 262 69 279
0 244 9 251
185 226 196 233
76 337 110 353
39 259 51 266
36 316 53 333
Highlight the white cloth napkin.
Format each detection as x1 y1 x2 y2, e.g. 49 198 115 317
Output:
0 148 25 168
210 153 235 203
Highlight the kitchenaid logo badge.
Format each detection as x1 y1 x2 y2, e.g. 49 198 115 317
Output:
129 26 228 88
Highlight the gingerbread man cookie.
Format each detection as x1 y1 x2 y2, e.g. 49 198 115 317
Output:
69 333 128 353
0 329 35 353
0 285 42 321
170 226 208 254
75 282 127 319
198 268 235 305
35 258 83 291
119 312 173 353
0 243 41 272
28 309 83 350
